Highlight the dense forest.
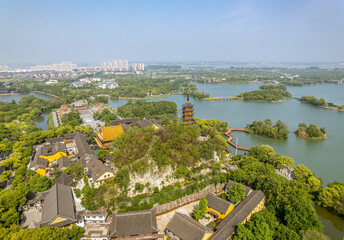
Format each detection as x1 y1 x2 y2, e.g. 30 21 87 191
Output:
117 101 177 118
295 123 327 140
245 119 289 139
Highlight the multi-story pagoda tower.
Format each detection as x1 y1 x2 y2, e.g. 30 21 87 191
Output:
182 94 194 125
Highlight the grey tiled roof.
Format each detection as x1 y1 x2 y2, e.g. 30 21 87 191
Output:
56 156 72 171
136 119 154 128
205 193 232 215
55 173 72 186
28 152 48 170
111 118 139 126
165 212 212 240
209 190 265 240
86 157 113 182
108 208 158 238
64 132 92 157
40 142 66 156
40 183 76 227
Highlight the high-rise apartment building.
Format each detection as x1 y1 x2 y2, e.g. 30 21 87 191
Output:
138 63 145 71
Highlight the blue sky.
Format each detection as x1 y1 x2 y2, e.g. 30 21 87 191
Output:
0 0 343 65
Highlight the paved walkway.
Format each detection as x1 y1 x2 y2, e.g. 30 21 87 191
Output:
52 111 59 127
21 207 41 228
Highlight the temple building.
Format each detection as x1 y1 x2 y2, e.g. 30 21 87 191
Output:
182 95 194 125
205 193 235 220
107 208 159 240
165 212 213 240
94 125 125 149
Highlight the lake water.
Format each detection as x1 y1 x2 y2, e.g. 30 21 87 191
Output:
0 92 53 130
1 85 343 239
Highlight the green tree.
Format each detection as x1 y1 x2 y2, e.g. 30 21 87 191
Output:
249 145 275 162
0 123 10 139
28 174 52 193
227 183 245 203
0 170 12 183
193 197 208 221
114 169 130 191
96 150 109 162
293 165 313 180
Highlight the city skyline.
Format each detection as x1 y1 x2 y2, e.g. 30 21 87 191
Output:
0 0 343 65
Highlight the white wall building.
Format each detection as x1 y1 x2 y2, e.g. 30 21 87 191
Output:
45 79 59 84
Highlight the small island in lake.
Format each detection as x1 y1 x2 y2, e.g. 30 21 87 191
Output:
245 119 289 139
295 123 327 140
298 96 344 111
237 84 292 102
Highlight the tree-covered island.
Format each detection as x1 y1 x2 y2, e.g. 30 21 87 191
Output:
295 123 327 140
299 96 344 111
237 84 292 102
245 119 289 139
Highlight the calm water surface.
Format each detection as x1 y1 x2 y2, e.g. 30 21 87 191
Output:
0 92 53 130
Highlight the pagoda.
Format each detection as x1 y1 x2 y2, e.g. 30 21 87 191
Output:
182 94 194 125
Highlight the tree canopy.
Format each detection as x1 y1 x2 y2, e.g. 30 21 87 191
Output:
227 183 245 204
246 119 289 139
117 101 177 118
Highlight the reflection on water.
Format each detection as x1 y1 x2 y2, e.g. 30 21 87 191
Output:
316 205 344 240
35 112 49 131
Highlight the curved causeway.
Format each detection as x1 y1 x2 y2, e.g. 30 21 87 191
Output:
225 128 250 151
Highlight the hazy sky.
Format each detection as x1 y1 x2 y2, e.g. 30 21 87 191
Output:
0 0 343 65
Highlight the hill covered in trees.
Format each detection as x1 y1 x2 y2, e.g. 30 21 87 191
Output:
111 120 228 172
